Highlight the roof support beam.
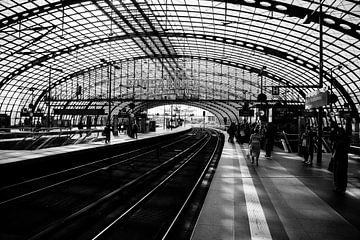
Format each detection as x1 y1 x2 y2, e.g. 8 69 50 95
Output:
1 0 358 39
99 0 177 82
129 0 183 72
134 101 230 126
212 0 360 39
2 36 357 119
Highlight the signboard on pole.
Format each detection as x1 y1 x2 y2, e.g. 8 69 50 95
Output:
272 86 280 95
54 109 106 115
239 109 254 116
305 90 329 109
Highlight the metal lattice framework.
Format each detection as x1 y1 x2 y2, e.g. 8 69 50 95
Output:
0 0 359 125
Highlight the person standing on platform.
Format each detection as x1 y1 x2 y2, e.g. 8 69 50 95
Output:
249 128 262 166
104 124 111 144
333 127 349 194
302 125 316 166
237 123 246 144
306 126 316 166
132 122 139 139
328 122 339 171
300 125 315 165
264 122 276 158
78 121 84 137
227 122 236 143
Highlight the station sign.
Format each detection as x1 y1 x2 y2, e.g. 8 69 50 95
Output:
53 109 105 115
305 90 329 109
339 110 355 118
239 109 254 116
20 112 44 117
303 110 326 117
272 86 280 95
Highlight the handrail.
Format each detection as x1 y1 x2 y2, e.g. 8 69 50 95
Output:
321 137 332 153
281 131 293 153
24 134 44 150
12 132 35 149
36 136 56 150
62 133 76 146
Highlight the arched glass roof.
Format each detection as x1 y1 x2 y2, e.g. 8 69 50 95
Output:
0 0 359 125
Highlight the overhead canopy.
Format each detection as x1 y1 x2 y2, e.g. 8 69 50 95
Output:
0 0 359 124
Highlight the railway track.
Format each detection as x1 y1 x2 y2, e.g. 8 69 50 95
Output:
0 128 224 240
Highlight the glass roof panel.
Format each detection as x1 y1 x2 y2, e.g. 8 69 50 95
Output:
0 0 359 124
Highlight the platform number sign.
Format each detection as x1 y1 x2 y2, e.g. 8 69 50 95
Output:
272 86 280 95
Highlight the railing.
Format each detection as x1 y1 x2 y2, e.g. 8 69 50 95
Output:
280 131 294 153
0 128 104 150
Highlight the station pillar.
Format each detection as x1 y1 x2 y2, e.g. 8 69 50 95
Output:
316 107 323 165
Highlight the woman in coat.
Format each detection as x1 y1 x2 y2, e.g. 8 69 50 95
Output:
249 128 262 166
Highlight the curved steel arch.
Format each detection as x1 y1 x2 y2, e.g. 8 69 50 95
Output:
1 25 353 112
27 52 358 121
200 101 235 125
1 4 358 91
1 0 358 39
208 0 360 39
134 101 231 126
1 0 359 123
28 54 294 109
215 101 240 124
0 30 318 89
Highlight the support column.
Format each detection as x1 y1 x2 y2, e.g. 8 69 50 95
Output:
317 1 323 165
317 107 323 165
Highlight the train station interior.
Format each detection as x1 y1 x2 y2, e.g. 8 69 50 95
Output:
0 0 360 239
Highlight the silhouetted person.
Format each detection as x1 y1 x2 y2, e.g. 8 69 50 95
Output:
227 122 236 143
104 124 111 144
264 122 276 158
301 125 316 166
328 122 339 171
78 121 83 130
333 127 349 194
237 123 246 144
132 122 139 139
329 121 338 152
78 121 84 137
249 128 262 166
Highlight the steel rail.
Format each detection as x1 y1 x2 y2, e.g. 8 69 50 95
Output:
28 131 208 240
162 131 221 239
91 130 215 239
0 134 194 205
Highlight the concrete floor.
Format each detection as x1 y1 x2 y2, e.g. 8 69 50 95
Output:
191 140 360 240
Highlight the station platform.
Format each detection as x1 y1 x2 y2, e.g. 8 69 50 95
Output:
191 138 360 240
0 126 191 165
1 127 359 240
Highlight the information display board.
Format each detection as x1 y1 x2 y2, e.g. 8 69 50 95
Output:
305 90 329 109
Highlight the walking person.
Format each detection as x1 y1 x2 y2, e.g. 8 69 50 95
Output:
227 122 236 143
249 128 262 166
333 127 349 194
